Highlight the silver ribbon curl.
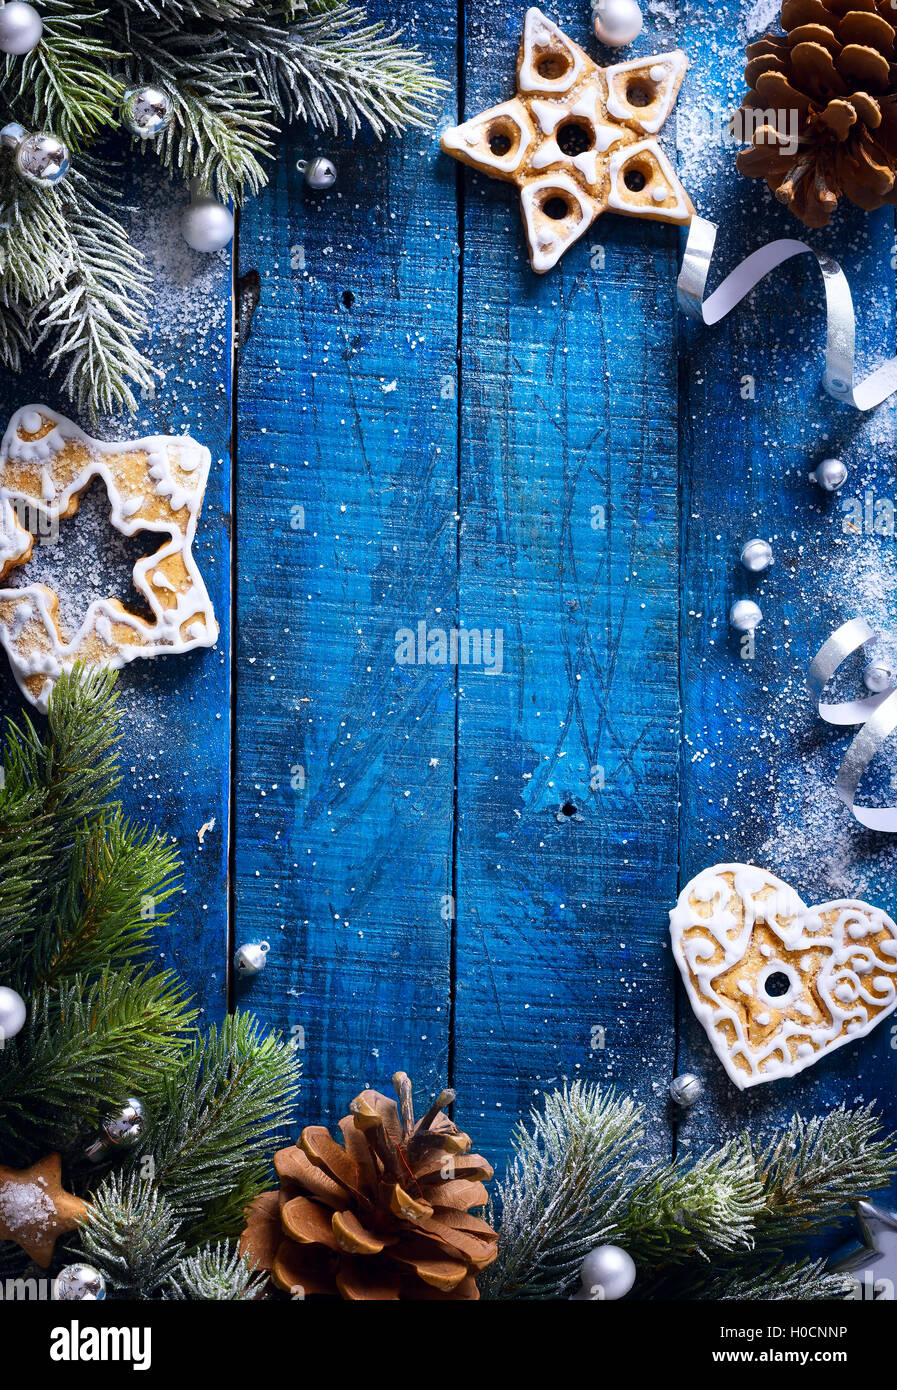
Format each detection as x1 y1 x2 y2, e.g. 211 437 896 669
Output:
678 216 897 412
807 618 897 832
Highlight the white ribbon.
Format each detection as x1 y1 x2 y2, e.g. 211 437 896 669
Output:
678 216 897 412
807 618 897 832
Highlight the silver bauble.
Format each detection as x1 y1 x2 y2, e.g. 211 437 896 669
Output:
811 457 848 492
730 599 762 632
740 537 773 573
0 2 43 56
864 664 894 695
181 197 234 253
235 940 270 976
53 1263 107 1301
15 131 69 185
297 156 338 191
669 1072 704 1107
0 984 26 1041
578 1244 637 1300
592 0 643 47
102 1097 145 1148
122 85 172 140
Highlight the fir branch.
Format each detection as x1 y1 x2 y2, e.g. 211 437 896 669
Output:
622 1143 764 1267
670 1257 855 1303
80 1174 186 1297
167 1241 268 1299
127 1012 300 1243
480 1083 643 1301
9 6 125 151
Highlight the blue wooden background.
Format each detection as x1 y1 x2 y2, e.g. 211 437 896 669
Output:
2 0 896 1193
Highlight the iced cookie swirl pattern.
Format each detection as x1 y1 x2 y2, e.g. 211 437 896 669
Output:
670 864 897 1089
0 405 218 710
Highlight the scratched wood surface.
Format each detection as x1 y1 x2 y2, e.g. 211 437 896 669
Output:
2 0 897 1200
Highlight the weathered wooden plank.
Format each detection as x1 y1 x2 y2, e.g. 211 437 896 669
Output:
234 2 459 1126
452 1 682 1160
677 0 897 1169
0 162 233 1016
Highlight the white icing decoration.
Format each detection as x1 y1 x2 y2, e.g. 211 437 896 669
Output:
0 404 219 710
21 410 43 434
518 8 586 95
573 151 600 185
530 100 565 135
670 864 897 1089
531 140 563 170
440 99 534 176
607 139 692 223
604 50 689 135
519 174 599 273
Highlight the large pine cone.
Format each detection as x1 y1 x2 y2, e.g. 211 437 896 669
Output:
240 1073 497 1300
735 0 897 227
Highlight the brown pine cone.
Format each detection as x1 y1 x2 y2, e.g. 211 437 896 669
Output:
239 1072 498 1300
735 0 897 227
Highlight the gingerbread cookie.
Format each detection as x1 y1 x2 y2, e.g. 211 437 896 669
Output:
441 7 693 273
0 405 218 710
670 864 897 1089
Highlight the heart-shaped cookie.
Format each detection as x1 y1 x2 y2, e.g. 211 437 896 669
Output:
670 864 897 1089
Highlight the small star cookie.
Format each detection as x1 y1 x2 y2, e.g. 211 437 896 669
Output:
441 7 693 272
0 1152 89 1267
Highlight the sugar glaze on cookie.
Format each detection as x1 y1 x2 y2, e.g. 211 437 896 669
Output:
0 405 218 709
670 863 897 1089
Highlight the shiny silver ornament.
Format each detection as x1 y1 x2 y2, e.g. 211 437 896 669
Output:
739 537 773 573
53 1263 107 1301
572 1244 637 1301
811 457 848 492
669 1072 703 1107
864 663 894 695
297 156 337 191
729 599 762 632
15 130 69 185
121 85 172 140
833 1201 897 1300
591 0 643 46
85 1097 145 1161
0 984 26 1041
0 2 43 55
181 196 234 253
235 940 270 976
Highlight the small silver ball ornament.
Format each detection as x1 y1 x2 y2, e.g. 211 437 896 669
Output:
85 1097 145 1161
669 1073 704 1107
591 0 643 47
864 663 894 695
297 156 337 191
122 85 172 140
575 1244 637 1300
729 599 762 632
181 197 234 253
811 457 848 493
15 130 69 185
0 2 43 56
740 538 773 573
53 1263 107 1301
235 940 271 976
0 984 26 1041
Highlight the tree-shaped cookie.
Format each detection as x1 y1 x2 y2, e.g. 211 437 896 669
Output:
441 7 693 272
0 405 218 709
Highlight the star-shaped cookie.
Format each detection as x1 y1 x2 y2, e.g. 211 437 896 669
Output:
441 7 693 272
0 1152 89 1267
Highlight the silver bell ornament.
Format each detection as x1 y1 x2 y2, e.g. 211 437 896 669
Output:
122 85 172 140
0 121 68 186
572 1244 637 1301
729 599 762 633
811 457 848 493
53 1263 107 1301
0 2 43 55
0 984 26 1041
181 193 234 253
85 1097 145 1162
864 663 894 695
739 537 773 573
591 0 643 47
669 1072 704 1107
235 940 271 976
297 156 338 191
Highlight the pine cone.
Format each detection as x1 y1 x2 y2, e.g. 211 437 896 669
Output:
239 1073 497 1300
735 0 897 227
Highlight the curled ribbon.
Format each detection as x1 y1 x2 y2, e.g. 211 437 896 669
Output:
807 618 897 832
678 216 897 412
